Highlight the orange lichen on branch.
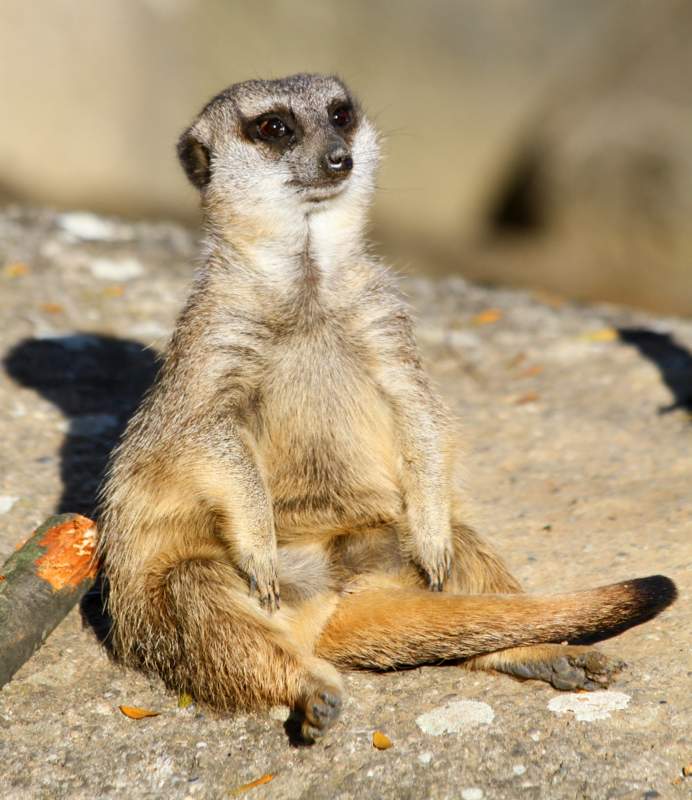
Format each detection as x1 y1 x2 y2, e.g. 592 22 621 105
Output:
35 515 98 591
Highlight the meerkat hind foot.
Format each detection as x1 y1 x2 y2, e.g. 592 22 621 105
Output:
512 649 626 691
467 644 626 691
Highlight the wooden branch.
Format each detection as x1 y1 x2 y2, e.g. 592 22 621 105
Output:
0 513 97 687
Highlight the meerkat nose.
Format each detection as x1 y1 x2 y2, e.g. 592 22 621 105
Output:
324 145 353 177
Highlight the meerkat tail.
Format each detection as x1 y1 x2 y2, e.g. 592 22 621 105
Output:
315 575 677 669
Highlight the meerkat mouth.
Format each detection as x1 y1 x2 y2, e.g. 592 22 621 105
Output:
300 185 348 204
287 179 349 203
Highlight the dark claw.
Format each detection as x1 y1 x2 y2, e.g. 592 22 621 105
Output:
259 590 280 612
319 691 342 709
424 569 445 592
247 572 280 614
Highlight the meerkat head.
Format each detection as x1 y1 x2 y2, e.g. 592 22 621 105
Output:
177 74 380 228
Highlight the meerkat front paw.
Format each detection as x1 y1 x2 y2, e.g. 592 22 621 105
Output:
411 536 453 592
239 554 281 612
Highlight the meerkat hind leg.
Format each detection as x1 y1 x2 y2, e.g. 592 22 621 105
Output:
464 644 625 690
143 544 343 741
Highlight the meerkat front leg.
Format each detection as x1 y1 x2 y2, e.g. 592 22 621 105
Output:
373 316 456 589
193 425 280 611
395 404 454 590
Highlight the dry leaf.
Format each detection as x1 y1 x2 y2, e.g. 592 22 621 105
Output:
582 328 617 343
472 308 502 326
3 262 29 278
230 773 275 795
103 285 125 298
519 365 543 378
372 730 393 750
178 692 194 709
515 392 539 405
40 302 64 314
119 705 160 719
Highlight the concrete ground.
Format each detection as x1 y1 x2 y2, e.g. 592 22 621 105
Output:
0 208 690 799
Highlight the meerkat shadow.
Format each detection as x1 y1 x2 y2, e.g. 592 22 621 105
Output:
3 333 160 648
283 712 314 748
617 327 692 415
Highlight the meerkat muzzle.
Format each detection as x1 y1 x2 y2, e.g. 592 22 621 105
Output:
323 144 353 178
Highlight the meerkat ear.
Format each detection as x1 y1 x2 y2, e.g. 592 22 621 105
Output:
177 129 211 190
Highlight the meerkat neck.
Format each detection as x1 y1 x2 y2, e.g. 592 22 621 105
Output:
203 199 369 290
306 201 370 274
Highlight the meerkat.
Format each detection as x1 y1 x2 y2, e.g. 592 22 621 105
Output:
97 73 676 742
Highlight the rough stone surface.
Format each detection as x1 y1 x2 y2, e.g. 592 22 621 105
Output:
0 208 690 799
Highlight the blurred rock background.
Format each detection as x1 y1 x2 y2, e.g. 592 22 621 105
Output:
1 0 691 315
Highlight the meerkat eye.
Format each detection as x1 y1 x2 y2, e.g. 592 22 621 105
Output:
331 105 353 129
256 116 289 141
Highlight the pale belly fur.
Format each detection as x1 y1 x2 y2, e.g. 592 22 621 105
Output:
257 334 402 540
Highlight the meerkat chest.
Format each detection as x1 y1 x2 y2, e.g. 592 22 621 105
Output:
257 324 401 535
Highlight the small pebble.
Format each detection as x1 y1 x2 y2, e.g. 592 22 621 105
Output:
372 730 393 750
58 212 133 241
90 257 143 281
461 789 483 800
0 496 18 515
418 752 433 765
